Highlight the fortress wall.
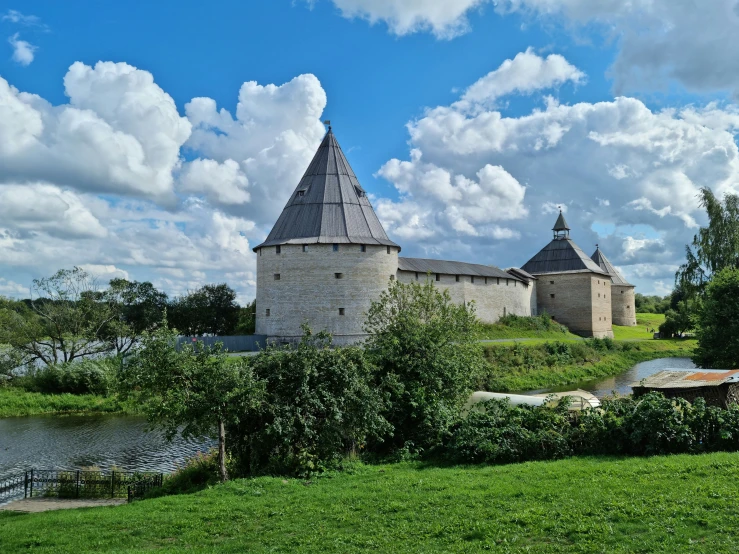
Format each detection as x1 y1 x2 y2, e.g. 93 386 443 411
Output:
396 271 534 323
534 272 613 338
612 285 637 326
255 243 399 343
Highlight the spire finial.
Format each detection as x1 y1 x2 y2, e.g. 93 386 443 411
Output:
323 119 331 131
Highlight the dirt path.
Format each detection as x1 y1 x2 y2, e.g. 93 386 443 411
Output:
0 498 126 512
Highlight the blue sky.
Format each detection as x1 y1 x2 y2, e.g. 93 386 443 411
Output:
1 1 739 301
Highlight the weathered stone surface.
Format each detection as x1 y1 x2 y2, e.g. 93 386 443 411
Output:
396 271 535 323
256 243 398 343
534 272 614 338
612 284 637 326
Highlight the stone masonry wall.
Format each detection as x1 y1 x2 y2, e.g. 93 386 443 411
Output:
612 285 637 326
255 243 399 342
396 271 535 323
534 272 613 338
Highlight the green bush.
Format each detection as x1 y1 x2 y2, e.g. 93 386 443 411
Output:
364 279 484 454
21 357 119 395
445 398 573 464
445 392 739 464
495 312 568 333
228 330 390 477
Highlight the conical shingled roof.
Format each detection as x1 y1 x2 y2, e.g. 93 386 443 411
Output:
254 129 400 251
591 247 633 286
553 210 570 231
521 238 609 275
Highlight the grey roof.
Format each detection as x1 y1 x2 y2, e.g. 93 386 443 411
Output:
521 237 609 276
254 129 400 251
506 267 537 281
553 211 570 231
591 247 633 286
631 370 739 389
398 257 523 281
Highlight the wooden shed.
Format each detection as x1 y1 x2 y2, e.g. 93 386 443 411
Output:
631 370 739 408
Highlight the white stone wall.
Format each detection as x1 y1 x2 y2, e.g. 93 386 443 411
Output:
255 243 399 343
612 285 637 326
396 271 535 323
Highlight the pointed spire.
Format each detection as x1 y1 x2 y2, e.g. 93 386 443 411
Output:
254 129 400 251
552 208 570 239
591 247 633 286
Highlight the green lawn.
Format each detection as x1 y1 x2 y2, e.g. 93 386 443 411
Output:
2 453 739 553
612 313 667 340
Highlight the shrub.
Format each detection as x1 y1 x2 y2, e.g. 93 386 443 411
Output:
228 330 390 477
22 357 119 395
495 312 568 333
150 451 224 497
446 398 572 464
444 392 739 465
364 279 484 454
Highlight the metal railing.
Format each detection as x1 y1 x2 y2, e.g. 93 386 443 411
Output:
0 469 164 503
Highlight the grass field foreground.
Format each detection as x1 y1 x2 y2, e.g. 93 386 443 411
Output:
1 454 738 553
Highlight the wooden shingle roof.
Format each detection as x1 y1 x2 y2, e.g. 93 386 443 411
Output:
254 128 400 251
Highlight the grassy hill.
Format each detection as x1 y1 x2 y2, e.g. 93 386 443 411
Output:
612 313 666 340
2 453 738 553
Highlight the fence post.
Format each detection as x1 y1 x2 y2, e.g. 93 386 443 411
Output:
76 470 80 498
24 471 28 499
127 485 132 503
29 469 33 498
111 471 115 498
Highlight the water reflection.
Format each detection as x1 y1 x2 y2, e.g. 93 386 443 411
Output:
0 415 213 479
524 357 700 397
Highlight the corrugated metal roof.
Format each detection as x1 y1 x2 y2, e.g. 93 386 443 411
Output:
591 247 633 286
631 370 739 389
398 257 523 281
254 129 400 251
521 237 609 276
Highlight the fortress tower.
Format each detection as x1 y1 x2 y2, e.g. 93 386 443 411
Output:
253 128 400 345
591 246 637 327
521 211 614 338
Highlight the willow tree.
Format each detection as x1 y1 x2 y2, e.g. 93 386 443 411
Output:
677 187 739 296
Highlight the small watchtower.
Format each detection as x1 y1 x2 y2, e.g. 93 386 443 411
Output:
521 211 614 338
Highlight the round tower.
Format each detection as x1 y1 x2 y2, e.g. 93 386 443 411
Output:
591 246 637 327
254 128 400 345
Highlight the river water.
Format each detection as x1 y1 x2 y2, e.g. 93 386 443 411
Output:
0 415 213 480
525 356 699 397
0 357 711 480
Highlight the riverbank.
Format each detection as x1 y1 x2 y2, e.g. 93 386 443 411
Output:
1 453 738 552
0 388 134 418
480 339 696 392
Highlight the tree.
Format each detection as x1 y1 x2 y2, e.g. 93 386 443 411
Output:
677 187 739 296
0 268 115 367
235 300 257 335
120 326 259 481
169 284 240 336
104 279 168 355
364 278 484 453
228 328 389 477
693 268 739 369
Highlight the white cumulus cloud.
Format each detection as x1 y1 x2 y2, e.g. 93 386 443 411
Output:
8 33 35 65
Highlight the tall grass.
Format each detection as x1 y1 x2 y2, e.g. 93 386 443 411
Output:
0 388 132 418
479 339 696 392
478 313 580 340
